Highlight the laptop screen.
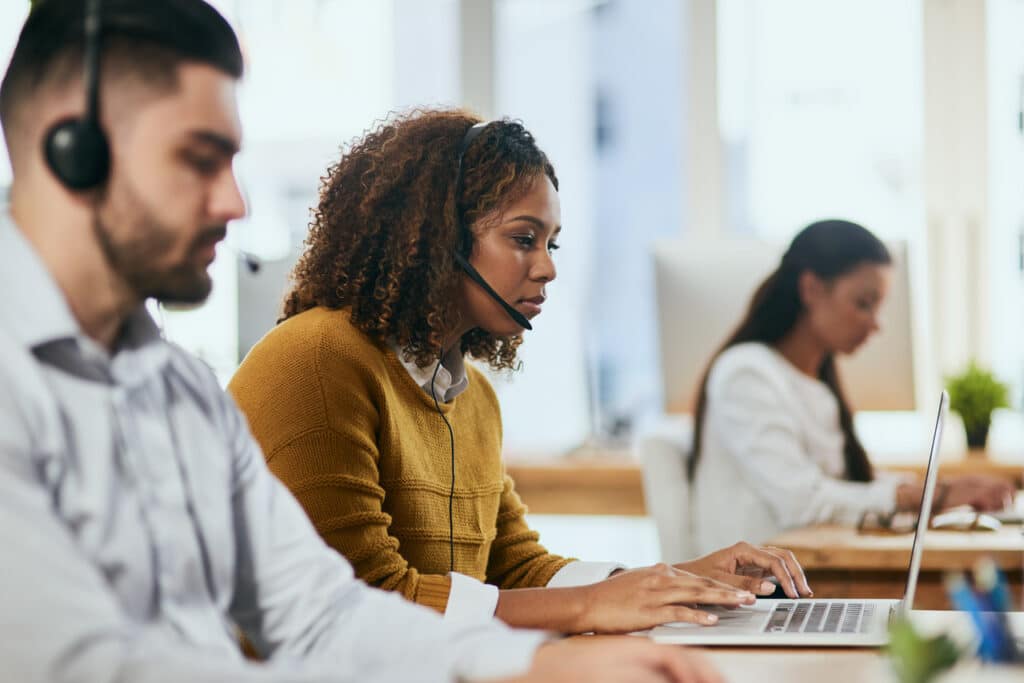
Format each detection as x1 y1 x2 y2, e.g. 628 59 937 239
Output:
901 391 949 611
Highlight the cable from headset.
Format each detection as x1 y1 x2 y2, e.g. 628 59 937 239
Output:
429 358 457 573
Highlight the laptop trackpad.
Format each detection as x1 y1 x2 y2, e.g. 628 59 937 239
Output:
661 605 765 630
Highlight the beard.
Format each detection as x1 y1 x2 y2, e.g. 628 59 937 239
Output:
92 182 225 305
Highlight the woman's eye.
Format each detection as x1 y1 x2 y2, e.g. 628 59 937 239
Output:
548 241 560 252
513 235 535 248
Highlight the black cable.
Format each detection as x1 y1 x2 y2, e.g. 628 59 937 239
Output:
430 358 456 573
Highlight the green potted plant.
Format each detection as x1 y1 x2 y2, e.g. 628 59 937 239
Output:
887 618 962 683
944 361 1010 450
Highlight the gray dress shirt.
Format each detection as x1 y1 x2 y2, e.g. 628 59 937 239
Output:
0 214 542 683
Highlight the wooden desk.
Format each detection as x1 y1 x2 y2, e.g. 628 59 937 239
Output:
506 455 645 516
505 450 1024 516
766 524 1024 610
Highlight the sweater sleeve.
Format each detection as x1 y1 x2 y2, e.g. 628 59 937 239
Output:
707 360 900 528
228 324 452 615
485 473 574 589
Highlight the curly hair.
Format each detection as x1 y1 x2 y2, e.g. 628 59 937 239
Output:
281 108 559 371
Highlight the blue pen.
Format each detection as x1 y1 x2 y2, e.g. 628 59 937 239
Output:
974 558 1019 662
945 572 999 662
975 558 1011 611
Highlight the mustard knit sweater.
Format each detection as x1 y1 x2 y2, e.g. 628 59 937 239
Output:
228 307 572 613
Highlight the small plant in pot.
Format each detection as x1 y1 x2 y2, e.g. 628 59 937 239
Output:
944 361 1010 450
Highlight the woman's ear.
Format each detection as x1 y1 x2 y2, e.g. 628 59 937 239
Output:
797 270 826 309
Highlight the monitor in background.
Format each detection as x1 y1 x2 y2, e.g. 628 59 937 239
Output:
652 238 916 414
237 247 302 362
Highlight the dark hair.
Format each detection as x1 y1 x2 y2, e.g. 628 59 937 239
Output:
281 108 558 371
0 0 243 132
689 219 892 482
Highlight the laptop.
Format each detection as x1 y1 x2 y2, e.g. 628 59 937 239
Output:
646 390 949 647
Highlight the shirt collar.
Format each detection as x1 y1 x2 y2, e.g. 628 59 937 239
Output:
0 210 166 378
390 340 470 403
0 211 83 349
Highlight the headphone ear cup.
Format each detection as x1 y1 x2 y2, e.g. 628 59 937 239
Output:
44 117 110 190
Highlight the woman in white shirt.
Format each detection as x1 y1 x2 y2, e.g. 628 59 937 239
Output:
691 219 1013 554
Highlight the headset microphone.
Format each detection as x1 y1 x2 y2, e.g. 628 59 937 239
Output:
453 122 532 331
452 251 531 330
44 0 110 191
238 250 261 274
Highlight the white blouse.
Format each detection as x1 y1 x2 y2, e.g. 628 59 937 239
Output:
693 342 904 554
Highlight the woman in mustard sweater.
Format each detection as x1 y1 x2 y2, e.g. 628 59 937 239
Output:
229 109 812 635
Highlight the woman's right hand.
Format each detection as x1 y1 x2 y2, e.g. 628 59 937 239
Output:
941 474 1014 511
508 637 724 683
572 563 755 634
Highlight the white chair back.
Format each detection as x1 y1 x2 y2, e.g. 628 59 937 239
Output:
636 416 695 563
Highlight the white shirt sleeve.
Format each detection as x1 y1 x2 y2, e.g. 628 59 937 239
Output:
444 572 500 624
545 560 625 588
445 562 627 625
0 376 544 683
708 362 901 528
445 563 627 623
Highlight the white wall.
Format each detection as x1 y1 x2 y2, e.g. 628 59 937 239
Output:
394 0 459 110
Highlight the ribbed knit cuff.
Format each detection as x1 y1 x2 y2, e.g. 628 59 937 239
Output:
415 573 453 613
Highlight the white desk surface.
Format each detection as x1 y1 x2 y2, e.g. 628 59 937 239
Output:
698 611 1024 683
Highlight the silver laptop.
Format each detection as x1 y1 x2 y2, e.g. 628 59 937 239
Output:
646 390 948 647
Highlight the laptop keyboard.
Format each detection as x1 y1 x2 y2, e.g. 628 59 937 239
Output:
763 602 874 634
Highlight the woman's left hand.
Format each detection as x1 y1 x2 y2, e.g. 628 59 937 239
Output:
674 541 813 599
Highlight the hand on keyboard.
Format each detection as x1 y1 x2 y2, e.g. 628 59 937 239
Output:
571 563 756 633
674 541 814 599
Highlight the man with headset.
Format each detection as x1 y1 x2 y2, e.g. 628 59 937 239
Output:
0 2 721 682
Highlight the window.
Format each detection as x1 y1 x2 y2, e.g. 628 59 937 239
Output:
0 3 30 194
986 0 1024 403
717 0 924 243
714 0 939 418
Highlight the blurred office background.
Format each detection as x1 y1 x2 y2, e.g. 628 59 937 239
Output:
3 0 1024 564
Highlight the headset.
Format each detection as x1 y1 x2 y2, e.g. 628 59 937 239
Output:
432 120 539 573
452 122 533 332
44 0 110 191
41 0 261 276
